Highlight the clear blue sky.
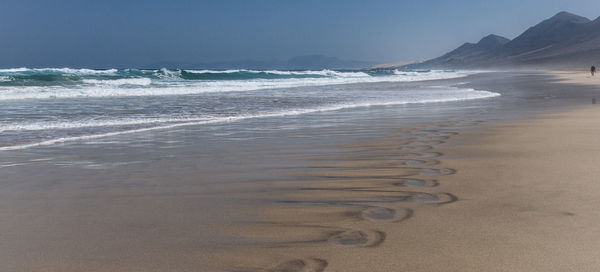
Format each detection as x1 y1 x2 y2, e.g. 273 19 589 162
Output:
1 0 600 68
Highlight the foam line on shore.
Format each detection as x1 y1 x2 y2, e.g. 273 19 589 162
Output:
0 91 499 151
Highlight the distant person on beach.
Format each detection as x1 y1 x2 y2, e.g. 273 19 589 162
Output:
592 66 596 76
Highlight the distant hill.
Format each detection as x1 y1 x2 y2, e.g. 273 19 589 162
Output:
405 11 600 69
410 34 510 68
151 55 374 70
370 61 415 69
285 55 373 70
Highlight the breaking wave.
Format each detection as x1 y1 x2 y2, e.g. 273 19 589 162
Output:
0 68 475 100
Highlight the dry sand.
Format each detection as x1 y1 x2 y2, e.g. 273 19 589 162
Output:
4 71 600 271
398 106 600 271
218 84 600 271
549 70 600 86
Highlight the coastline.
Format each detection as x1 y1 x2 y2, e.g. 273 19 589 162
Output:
222 85 600 271
547 70 600 86
214 71 600 271
2 71 600 271
424 105 600 271
6 3 600 272
322 105 600 271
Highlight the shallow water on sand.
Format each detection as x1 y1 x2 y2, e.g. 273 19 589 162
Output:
0 69 495 150
1 72 599 271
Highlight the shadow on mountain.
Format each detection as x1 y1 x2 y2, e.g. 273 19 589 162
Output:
405 11 600 69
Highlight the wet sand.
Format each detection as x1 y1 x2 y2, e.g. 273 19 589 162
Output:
3 71 600 271
417 105 600 271
550 70 600 86
217 110 600 272
207 72 600 271
214 123 463 272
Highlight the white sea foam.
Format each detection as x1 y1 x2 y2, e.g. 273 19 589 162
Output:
184 69 246 74
82 78 152 86
3 87 498 132
0 88 499 151
0 117 211 132
0 70 475 101
0 67 118 75
0 68 30 73
183 69 370 77
156 68 182 79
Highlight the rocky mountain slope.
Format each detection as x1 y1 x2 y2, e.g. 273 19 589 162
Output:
405 11 600 69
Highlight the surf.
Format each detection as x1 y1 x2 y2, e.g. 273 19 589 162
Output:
0 68 475 100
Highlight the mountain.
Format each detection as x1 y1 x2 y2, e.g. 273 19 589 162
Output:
151 55 374 70
405 11 600 69
410 34 510 68
502 11 591 56
285 55 373 70
370 61 414 69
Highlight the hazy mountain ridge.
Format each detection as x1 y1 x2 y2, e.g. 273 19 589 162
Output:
405 11 600 69
151 55 375 70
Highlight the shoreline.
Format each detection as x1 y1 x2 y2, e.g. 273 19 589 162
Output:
547 70 600 86
2 71 600 271
212 71 600 271
221 101 600 272
393 104 600 271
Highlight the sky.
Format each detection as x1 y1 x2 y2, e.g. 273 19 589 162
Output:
1 0 600 68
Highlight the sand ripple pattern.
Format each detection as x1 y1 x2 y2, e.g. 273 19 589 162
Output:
236 121 473 271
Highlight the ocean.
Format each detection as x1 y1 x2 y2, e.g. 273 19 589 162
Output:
6 70 599 271
0 68 499 150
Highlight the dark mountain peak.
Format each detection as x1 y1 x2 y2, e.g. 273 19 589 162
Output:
442 42 475 55
442 34 509 57
403 11 600 69
406 35 508 69
457 42 475 49
477 34 511 48
503 12 593 55
529 11 590 33
520 12 590 37
548 11 590 24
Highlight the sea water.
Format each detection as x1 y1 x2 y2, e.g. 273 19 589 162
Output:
0 68 499 150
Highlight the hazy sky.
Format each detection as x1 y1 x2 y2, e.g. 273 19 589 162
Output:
2 0 600 68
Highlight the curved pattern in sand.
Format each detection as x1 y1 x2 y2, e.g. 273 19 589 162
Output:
361 207 413 223
239 258 328 272
244 122 475 271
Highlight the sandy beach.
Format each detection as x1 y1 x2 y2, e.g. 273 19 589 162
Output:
5 2 600 271
318 106 600 272
549 70 600 86
2 71 600 271
211 71 600 271
414 105 600 271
